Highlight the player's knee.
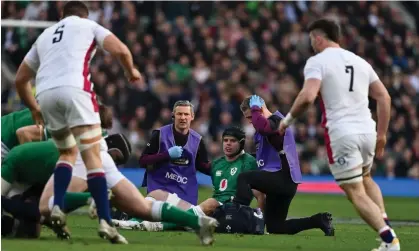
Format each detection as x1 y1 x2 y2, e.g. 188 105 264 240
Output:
53 134 77 151
75 127 102 152
340 182 367 203
166 193 181 206
199 198 219 215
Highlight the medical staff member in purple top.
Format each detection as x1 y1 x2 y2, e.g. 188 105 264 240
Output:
233 95 335 236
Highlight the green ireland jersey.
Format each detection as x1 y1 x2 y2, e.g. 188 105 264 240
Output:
1 108 34 150
211 153 258 203
1 140 59 186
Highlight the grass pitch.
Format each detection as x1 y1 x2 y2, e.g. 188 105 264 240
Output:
2 188 418 251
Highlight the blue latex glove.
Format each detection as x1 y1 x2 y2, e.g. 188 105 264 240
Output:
249 95 264 108
168 146 183 159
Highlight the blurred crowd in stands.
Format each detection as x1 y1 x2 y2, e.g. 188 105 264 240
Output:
2 1 418 179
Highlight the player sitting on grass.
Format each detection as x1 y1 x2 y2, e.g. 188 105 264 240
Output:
113 126 266 233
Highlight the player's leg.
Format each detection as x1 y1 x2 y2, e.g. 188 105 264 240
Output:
136 198 218 232
110 178 217 245
147 189 193 210
64 87 126 243
264 190 334 235
363 172 392 226
37 89 80 226
122 190 194 231
331 135 399 250
39 175 87 216
360 134 392 227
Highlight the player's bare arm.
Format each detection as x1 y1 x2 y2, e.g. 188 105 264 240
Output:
279 78 321 134
369 79 391 158
102 34 141 83
16 125 44 144
15 63 43 127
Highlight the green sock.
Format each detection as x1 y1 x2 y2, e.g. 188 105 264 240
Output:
63 192 91 213
162 222 179 230
162 208 198 230
160 203 200 229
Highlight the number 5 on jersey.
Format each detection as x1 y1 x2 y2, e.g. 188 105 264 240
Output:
52 25 65 44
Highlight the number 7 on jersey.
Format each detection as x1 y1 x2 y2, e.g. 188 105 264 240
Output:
345 65 354 92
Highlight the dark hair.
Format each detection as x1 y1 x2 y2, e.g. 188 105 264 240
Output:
308 19 340 43
222 126 246 154
240 96 252 112
63 1 89 18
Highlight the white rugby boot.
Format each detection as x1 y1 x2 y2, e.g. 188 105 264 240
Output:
98 219 128 244
49 205 71 239
195 216 219 246
50 205 67 228
138 221 164 232
112 219 141 230
372 238 401 251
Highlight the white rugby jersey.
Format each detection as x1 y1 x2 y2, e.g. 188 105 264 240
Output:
304 47 379 141
24 16 112 96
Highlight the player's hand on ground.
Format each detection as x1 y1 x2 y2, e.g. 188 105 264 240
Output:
31 106 44 128
375 135 387 159
249 95 264 108
168 146 183 159
278 120 288 135
125 68 143 84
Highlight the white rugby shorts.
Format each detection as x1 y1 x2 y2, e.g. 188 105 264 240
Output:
37 86 100 132
72 141 124 189
328 133 376 185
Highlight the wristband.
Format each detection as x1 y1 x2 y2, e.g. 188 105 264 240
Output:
283 113 296 126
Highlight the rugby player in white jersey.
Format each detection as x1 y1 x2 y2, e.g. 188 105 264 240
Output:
15 1 218 246
14 1 139 243
278 19 399 251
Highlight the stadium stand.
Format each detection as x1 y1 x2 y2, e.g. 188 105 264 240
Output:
2 1 418 179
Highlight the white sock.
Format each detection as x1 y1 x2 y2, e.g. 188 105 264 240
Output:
150 201 163 221
191 205 205 216
1 178 11 196
382 213 388 219
379 225 391 234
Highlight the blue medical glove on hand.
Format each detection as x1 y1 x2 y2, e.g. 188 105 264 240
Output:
168 146 183 159
249 95 264 108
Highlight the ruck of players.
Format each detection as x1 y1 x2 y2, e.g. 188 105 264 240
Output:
2 1 404 251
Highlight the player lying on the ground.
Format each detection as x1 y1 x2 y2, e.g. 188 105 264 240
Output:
0 136 122 238
113 126 265 233
233 95 335 236
34 132 218 245
1 108 46 161
1 134 219 245
1 104 114 197
278 19 398 251
1 105 113 161
138 100 212 211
